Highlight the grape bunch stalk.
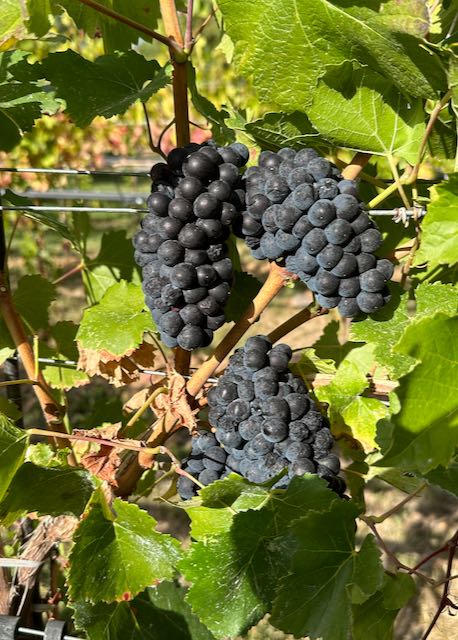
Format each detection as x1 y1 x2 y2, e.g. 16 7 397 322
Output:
178 335 344 500
239 147 394 316
133 141 249 350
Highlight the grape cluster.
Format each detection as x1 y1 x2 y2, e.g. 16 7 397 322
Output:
177 335 344 500
134 141 249 350
177 429 232 501
240 148 394 316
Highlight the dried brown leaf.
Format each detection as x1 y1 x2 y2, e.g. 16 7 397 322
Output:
153 372 199 432
77 341 158 387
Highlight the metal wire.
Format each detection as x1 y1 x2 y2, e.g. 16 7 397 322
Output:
0 205 148 214
18 627 83 640
9 355 219 383
0 166 149 177
0 204 426 218
13 190 146 204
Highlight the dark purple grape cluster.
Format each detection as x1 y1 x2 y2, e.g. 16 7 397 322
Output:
240 148 394 316
177 335 344 500
134 141 249 350
177 429 233 500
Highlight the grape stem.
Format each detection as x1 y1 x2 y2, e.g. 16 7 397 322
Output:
341 152 371 180
267 302 315 343
0 273 75 461
187 263 295 397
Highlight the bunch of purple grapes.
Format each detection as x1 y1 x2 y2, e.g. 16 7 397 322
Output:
134 141 248 350
177 335 344 500
239 148 393 317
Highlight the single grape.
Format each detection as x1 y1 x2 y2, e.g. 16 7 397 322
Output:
356 291 384 313
308 200 336 227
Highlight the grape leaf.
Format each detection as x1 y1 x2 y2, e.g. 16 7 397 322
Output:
306 69 425 163
0 50 59 151
218 0 440 113
2 189 74 241
68 491 181 603
84 230 140 303
0 462 95 525
180 475 337 638
13 274 56 329
185 474 271 541
271 503 383 640
315 343 387 450
351 282 457 378
224 272 262 322
373 0 430 37
243 111 321 151
40 50 170 128
77 281 155 357
54 1 161 53
74 582 215 640
414 175 458 269
1 0 25 47
425 461 458 498
352 572 416 640
0 416 27 501
380 314 458 471
187 64 234 143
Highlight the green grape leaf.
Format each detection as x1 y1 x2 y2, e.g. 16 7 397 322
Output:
74 582 215 640
243 111 321 151
306 69 425 162
180 475 337 638
341 396 389 452
314 321 360 367
218 0 440 113
84 229 140 303
77 281 155 357
55 0 161 53
414 175 458 269
0 416 28 501
40 50 170 127
40 321 89 389
187 64 234 143
224 272 262 322
315 343 386 449
68 491 181 603
0 50 59 151
26 0 53 36
0 463 95 524
380 314 458 471
373 0 430 37
13 274 56 329
271 503 383 640
351 282 457 379
425 461 458 497
352 572 416 640
1 0 25 46
185 474 271 541
0 396 21 421
27 442 58 467
2 189 74 241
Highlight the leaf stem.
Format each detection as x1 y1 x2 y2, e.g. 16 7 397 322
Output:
370 482 426 523
74 0 182 53
187 263 294 396
52 261 84 286
341 152 372 180
126 386 168 428
142 104 168 160
387 155 411 209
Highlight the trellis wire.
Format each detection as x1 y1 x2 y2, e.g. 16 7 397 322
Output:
0 204 426 218
18 627 82 640
0 166 149 177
